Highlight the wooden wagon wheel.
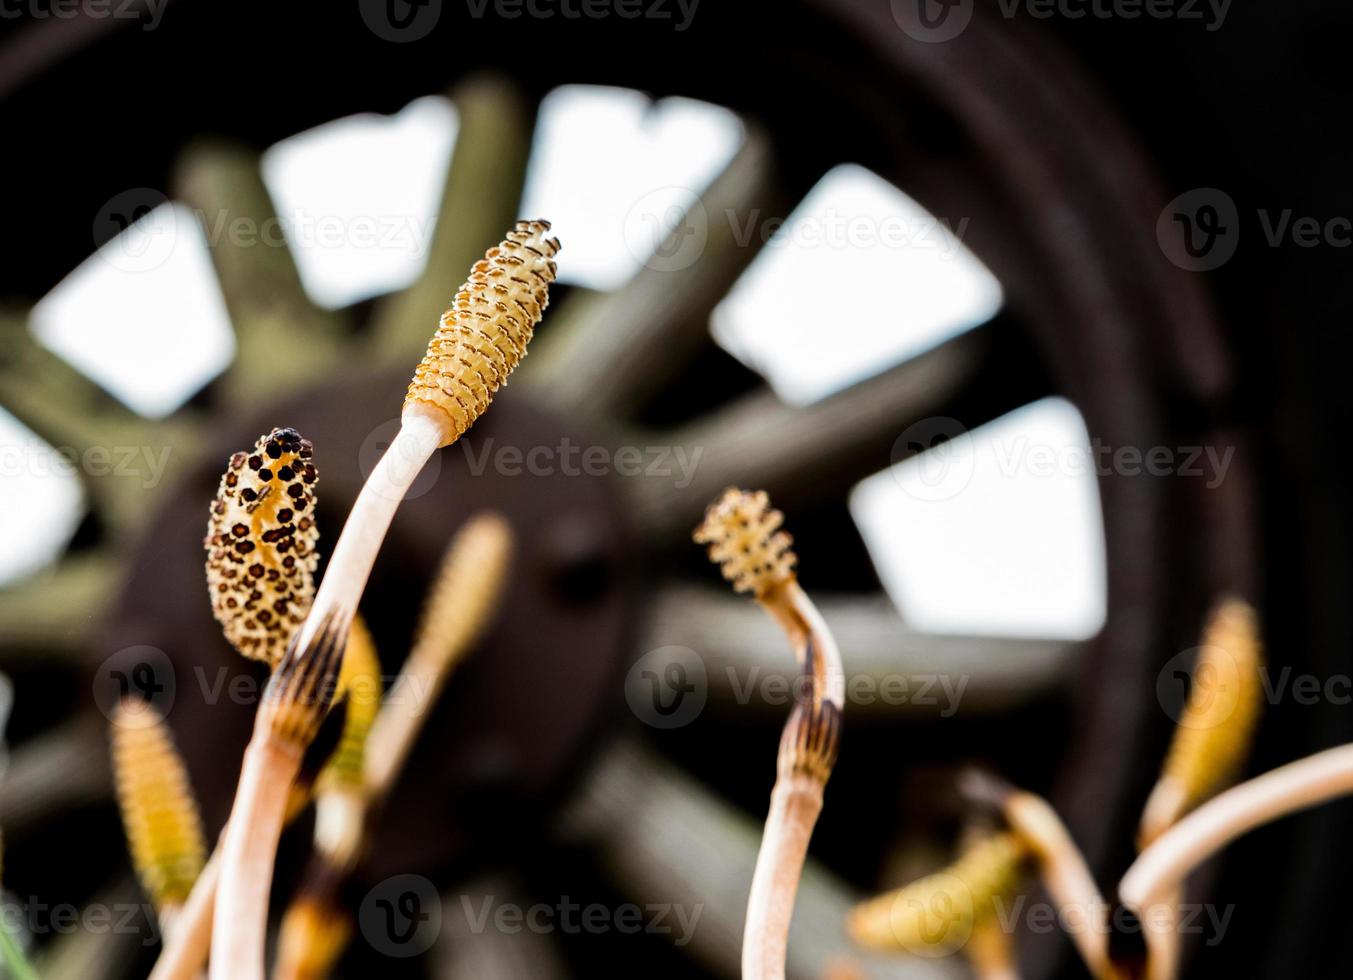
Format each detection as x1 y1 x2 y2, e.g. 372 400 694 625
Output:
0 2 1279 978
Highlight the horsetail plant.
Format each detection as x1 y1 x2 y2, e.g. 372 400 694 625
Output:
273 512 512 979
694 488 844 980
110 697 207 930
847 831 1028 959
211 222 557 980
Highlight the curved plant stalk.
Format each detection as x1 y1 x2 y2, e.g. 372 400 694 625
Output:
961 771 1110 978
1132 597 1262 980
210 222 557 980
274 513 513 979
694 489 845 980
1120 742 1353 918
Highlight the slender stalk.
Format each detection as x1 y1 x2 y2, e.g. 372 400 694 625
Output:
1120 743 1353 911
694 489 845 980
148 852 219 980
209 615 348 980
1003 791 1108 977
364 513 512 798
291 411 441 657
961 772 1109 977
744 772 825 977
210 220 557 979
150 786 313 980
273 515 512 980
967 918 1022 980
211 741 302 980
744 598 842 980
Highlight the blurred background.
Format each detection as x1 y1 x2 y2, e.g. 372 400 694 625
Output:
0 0 1349 977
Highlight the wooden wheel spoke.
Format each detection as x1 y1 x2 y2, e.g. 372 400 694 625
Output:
643 586 1073 718
369 76 536 364
172 140 347 404
560 739 963 979
0 314 195 538
0 718 110 836
436 875 570 980
626 333 976 541
519 128 793 421
0 554 118 660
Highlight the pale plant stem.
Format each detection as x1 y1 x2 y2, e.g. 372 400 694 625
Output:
1142 886 1181 980
209 411 445 980
967 917 1022 980
742 581 843 980
1120 743 1353 912
293 411 442 655
148 849 219 980
1004 792 1109 978
742 775 823 980
210 740 301 980
784 584 845 706
364 657 443 800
